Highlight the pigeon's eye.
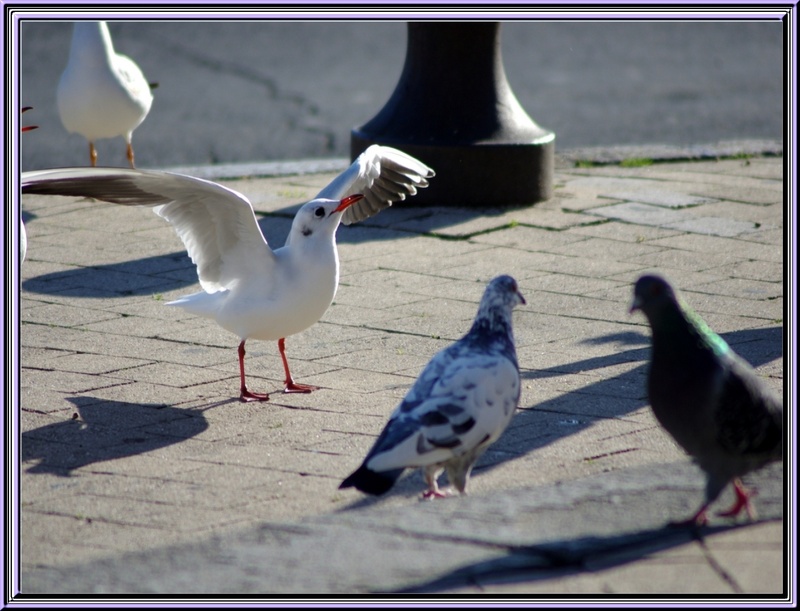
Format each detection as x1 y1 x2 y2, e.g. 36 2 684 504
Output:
314 207 325 218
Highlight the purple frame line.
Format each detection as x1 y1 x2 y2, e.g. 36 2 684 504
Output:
4 5 796 607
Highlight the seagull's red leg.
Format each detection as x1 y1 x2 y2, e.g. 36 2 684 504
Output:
278 337 318 393
238 340 269 402
126 142 136 168
89 142 97 167
718 478 757 520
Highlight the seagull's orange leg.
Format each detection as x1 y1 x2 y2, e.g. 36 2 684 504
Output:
278 338 318 393
126 142 136 168
238 340 270 402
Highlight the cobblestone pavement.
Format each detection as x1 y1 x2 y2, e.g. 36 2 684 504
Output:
15 151 788 600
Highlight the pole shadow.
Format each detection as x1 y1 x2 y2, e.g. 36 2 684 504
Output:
388 520 772 594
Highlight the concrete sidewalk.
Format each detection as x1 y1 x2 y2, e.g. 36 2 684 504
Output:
16 148 788 600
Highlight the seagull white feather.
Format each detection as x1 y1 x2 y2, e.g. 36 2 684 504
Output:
22 145 434 402
20 106 39 263
57 21 153 168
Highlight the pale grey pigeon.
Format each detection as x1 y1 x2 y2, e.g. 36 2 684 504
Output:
630 274 783 525
340 275 525 498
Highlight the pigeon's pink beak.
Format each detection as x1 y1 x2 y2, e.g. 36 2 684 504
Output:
333 193 364 214
629 297 642 315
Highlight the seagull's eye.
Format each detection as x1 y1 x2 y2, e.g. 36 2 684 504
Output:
314 207 325 218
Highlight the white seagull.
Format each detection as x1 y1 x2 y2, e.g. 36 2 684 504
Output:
22 145 434 402
57 21 154 168
339 275 525 499
20 106 39 263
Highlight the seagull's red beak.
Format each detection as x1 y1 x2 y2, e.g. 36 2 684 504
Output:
333 193 364 214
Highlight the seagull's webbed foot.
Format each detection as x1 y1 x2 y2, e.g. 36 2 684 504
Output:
240 387 270 403
278 338 318 394
283 381 319 394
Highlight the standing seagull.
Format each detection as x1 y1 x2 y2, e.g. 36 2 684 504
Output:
630 274 783 525
57 21 153 168
340 275 525 498
22 145 434 402
20 106 39 263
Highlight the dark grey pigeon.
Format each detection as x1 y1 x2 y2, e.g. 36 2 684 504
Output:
630 274 783 525
340 275 525 498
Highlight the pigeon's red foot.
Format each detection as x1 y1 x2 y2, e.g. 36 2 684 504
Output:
718 479 757 520
240 387 270 402
283 381 318 394
421 488 452 500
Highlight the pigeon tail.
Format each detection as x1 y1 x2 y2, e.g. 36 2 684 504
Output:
339 465 403 496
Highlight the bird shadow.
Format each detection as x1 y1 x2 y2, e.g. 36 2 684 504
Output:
483 324 783 473
267 200 524 246
19 202 517 297
20 210 294 298
385 520 769 594
21 209 37 224
21 251 197 298
21 396 210 476
337 325 783 510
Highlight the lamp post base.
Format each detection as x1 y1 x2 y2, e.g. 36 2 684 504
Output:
351 132 554 207
350 22 555 207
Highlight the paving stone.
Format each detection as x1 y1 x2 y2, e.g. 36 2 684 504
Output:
662 216 759 237
604 190 717 208
585 201 695 226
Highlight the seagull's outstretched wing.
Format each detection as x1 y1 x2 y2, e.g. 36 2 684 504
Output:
316 145 434 225
21 167 277 293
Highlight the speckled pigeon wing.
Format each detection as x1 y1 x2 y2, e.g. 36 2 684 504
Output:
365 354 520 473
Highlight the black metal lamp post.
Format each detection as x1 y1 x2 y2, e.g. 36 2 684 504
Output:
351 22 554 207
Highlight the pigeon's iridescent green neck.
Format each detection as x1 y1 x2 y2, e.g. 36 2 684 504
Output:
681 297 731 358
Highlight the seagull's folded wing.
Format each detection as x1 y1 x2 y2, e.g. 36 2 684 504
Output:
21 167 277 293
